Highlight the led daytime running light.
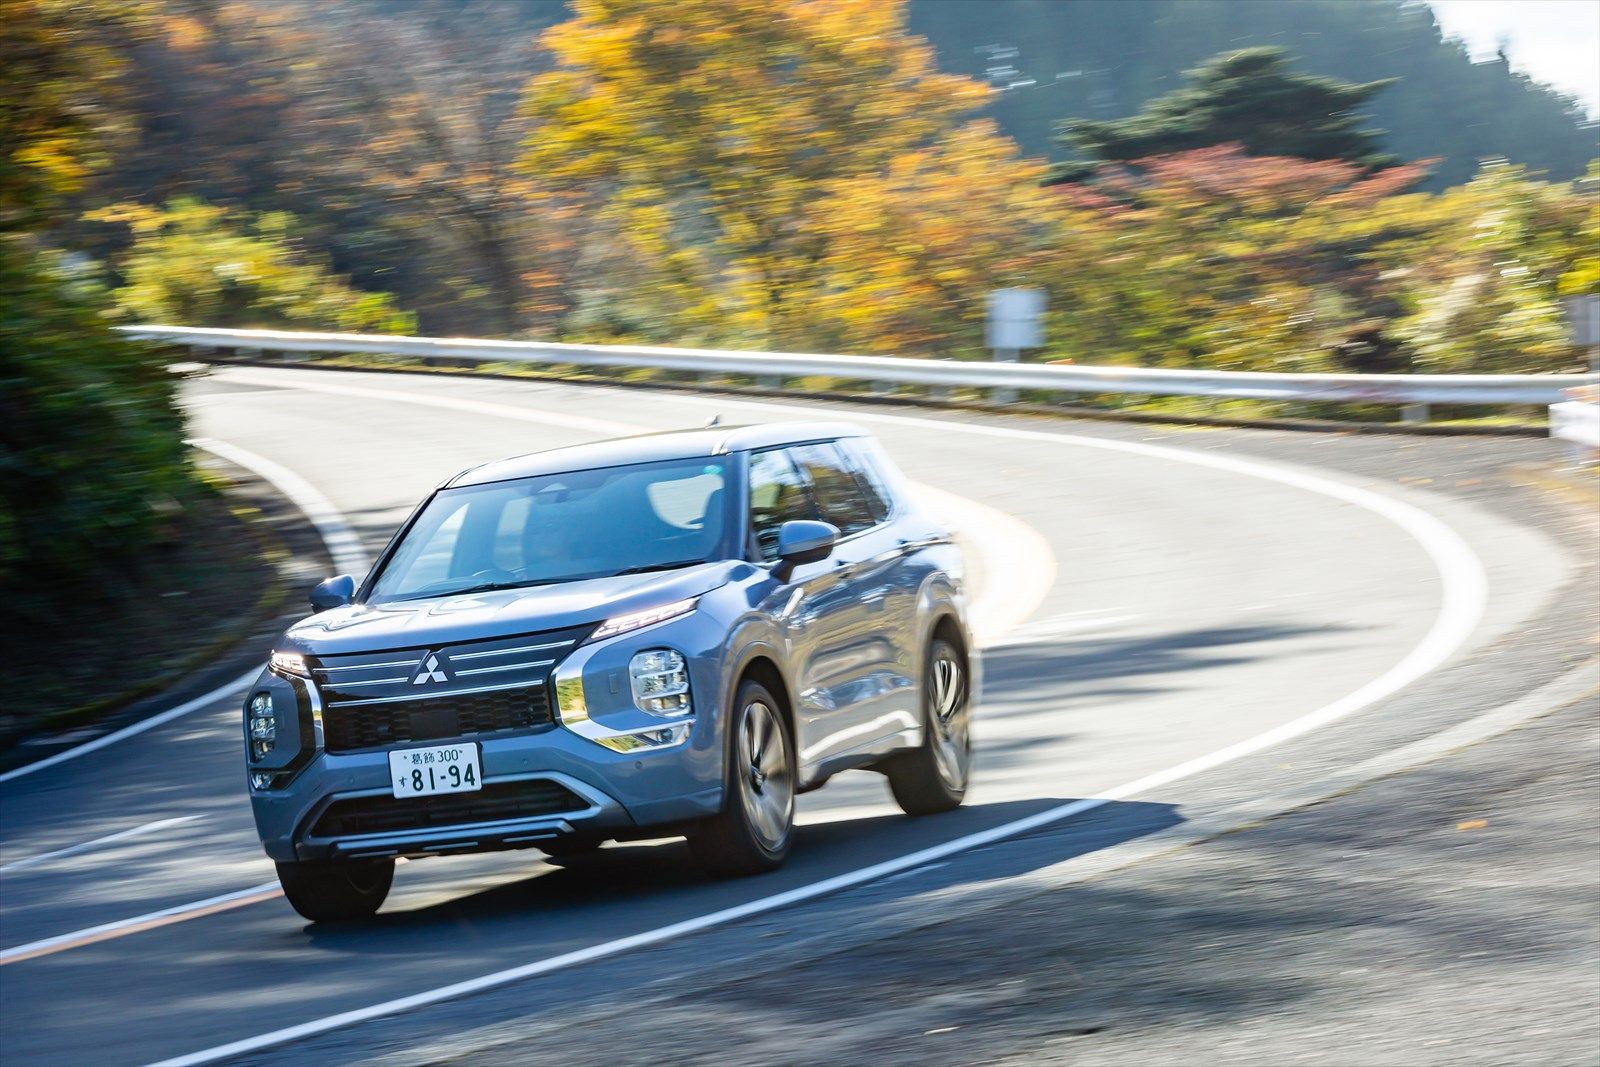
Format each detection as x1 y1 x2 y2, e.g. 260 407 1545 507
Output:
590 597 698 642
270 650 310 677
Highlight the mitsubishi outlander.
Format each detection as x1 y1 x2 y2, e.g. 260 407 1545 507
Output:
245 423 974 921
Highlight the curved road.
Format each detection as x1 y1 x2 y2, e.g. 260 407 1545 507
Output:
0 367 1573 1065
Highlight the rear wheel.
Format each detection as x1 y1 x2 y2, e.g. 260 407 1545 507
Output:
688 680 795 877
883 635 971 815
275 857 393 922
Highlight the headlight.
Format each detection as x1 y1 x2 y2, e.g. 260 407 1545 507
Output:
630 649 691 717
248 692 276 760
589 598 697 642
269 650 309 678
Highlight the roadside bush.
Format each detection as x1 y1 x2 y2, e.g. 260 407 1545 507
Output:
0 236 196 608
88 198 417 334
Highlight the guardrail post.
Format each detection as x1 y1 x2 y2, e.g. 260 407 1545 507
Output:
991 348 1018 404
1402 402 1430 425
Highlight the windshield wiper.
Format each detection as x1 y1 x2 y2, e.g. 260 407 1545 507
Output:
611 559 706 576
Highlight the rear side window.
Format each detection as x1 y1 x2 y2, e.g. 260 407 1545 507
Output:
786 442 878 537
748 448 819 560
835 437 895 523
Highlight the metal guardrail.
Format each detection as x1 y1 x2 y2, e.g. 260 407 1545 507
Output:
117 325 1598 411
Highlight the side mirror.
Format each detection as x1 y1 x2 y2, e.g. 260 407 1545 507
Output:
773 520 838 581
309 574 356 613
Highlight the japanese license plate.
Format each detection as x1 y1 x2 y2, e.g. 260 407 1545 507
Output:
388 743 482 798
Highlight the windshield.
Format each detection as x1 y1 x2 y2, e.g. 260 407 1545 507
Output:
368 457 729 603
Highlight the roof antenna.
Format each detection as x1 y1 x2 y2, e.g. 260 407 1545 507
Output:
704 414 722 428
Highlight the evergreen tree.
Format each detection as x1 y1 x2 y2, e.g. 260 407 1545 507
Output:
1047 48 1395 183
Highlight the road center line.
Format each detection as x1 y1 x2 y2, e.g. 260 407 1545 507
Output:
0 883 282 966
150 369 1486 1067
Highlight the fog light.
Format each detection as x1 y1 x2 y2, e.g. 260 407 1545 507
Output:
630 649 690 717
251 772 274 790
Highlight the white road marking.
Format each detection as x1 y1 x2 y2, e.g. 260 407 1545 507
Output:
0 882 281 965
911 483 1055 646
0 437 369 785
152 370 1487 1067
0 816 200 874
192 436 371 579
0 667 260 787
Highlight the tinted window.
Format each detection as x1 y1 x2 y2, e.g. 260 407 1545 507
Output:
369 457 728 602
836 437 894 523
787 442 877 537
747 447 819 560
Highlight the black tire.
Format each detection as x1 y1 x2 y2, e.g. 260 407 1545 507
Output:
275 857 394 922
883 635 971 815
687 679 795 878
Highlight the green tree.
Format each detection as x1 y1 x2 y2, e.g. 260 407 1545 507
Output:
89 197 415 332
1046 47 1396 184
0 236 193 599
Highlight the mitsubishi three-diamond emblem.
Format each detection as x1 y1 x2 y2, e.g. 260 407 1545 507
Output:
411 651 450 685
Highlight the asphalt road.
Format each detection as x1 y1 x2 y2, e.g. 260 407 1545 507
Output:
0 367 1587 1066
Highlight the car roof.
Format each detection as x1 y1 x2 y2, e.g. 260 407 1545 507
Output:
446 421 871 487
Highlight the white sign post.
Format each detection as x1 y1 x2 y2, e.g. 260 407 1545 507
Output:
985 288 1045 404
1553 295 1599 468
1561 294 1600 370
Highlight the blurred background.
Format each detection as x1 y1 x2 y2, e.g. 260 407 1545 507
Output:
1 0 1597 731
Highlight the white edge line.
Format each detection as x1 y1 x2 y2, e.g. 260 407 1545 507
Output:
0 667 260 787
0 816 201 874
153 371 1488 1067
0 438 368 785
192 436 371 579
0 882 281 963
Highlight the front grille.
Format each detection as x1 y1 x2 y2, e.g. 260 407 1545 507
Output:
322 684 553 753
309 624 589 753
310 778 587 838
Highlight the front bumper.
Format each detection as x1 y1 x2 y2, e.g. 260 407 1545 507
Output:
245 613 731 862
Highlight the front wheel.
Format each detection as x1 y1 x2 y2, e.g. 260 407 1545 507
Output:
275 857 394 922
687 680 795 878
883 636 971 815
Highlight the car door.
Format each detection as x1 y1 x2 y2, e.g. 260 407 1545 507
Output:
747 445 872 779
779 441 915 769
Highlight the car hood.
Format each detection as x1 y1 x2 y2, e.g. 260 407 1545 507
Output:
280 561 744 656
